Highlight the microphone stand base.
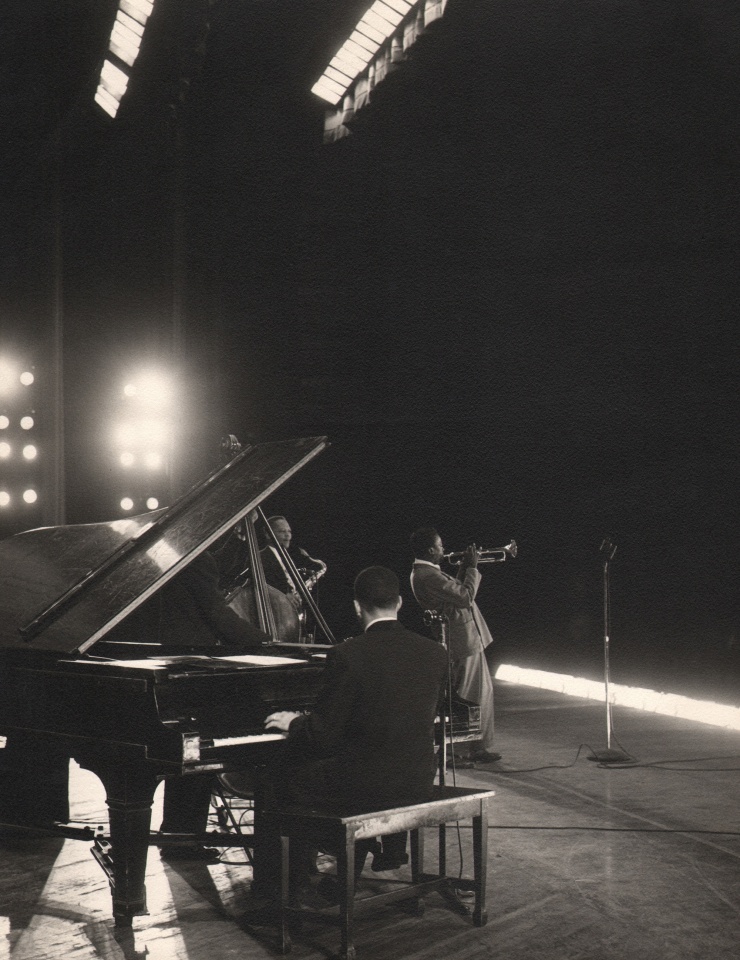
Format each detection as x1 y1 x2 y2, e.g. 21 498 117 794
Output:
587 748 634 764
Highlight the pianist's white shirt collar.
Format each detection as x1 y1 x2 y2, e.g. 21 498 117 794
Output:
365 615 398 630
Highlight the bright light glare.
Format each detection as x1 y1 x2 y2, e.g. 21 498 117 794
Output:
20 371 34 386
0 361 17 395
0 417 8 429
20 416 34 430
0 492 9 507
495 664 740 732
22 445 37 460
121 497 134 511
0 442 10 458
127 372 172 407
120 452 135 467
23 489 38 504
114 418 169 448
146 497 159 510
143 452 163 470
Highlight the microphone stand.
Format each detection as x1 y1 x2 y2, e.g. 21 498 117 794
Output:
589 538 632 763
423 610 453 787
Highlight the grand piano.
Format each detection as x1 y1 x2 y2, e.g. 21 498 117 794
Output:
0 434 480 926
0 436 335 925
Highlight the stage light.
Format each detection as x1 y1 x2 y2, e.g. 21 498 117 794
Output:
22 445 37 461
146 497 159 510
0 361 17 396
23 489 38 504
0 417 8 429
0 442 11 458
109 9 145 68
95 0 156 118
0 492 9 507
313 1 450 143
121 497 134 511
131 372 172 407
95 58 131 119
20 416 33 429
111 365 177 515
20 371 34 386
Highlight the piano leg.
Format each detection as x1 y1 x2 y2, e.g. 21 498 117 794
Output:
80 761 161 926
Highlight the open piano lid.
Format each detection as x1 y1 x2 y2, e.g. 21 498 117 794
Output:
0 437 328 655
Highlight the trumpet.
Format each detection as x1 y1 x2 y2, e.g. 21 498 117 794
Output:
444 541 517 565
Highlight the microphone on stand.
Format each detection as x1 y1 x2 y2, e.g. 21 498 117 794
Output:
599 538 617 560
589 536 634 764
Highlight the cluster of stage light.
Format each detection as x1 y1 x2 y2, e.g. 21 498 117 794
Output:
113 370 173 514
312 0 420 105
311 0 448 142
94 0 156 119
0 360 39 509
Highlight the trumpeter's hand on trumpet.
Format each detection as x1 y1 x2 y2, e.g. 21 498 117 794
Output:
461 543 479 568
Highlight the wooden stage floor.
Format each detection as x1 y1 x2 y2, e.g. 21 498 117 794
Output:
2 680 739 960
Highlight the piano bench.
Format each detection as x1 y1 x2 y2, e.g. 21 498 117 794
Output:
276 785 495 960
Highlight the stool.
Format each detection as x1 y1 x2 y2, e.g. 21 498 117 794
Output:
276 785 495 960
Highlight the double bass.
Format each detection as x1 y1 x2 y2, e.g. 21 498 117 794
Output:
215 436 334 645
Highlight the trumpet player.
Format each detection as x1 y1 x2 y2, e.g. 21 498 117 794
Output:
410 527 501 765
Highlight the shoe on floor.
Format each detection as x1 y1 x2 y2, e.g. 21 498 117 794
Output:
469 750 502 763
160 844 220 863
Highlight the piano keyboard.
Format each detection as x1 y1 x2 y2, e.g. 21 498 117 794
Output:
209 732 286 748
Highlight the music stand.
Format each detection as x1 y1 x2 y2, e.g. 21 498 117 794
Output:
588 538 632 764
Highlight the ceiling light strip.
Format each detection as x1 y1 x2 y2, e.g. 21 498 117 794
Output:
312 0 441 107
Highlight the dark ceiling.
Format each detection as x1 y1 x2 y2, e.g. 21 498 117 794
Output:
0 2 737 657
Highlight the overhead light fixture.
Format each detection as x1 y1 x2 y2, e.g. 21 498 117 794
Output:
312 0 416 106
94 0 156 119
312 0 449 142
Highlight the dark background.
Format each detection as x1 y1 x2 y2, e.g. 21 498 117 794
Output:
1 0 738 701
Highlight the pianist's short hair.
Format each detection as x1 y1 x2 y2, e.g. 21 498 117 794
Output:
410 526 440 558
354 566 400 610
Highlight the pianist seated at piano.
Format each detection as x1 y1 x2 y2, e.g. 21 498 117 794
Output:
231 564 448 900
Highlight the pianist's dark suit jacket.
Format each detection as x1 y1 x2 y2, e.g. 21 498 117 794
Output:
281 619 447 810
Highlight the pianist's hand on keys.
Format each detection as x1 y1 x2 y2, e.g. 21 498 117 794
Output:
264 710 302 733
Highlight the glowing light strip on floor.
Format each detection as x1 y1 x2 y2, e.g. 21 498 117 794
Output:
495 664 740 732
